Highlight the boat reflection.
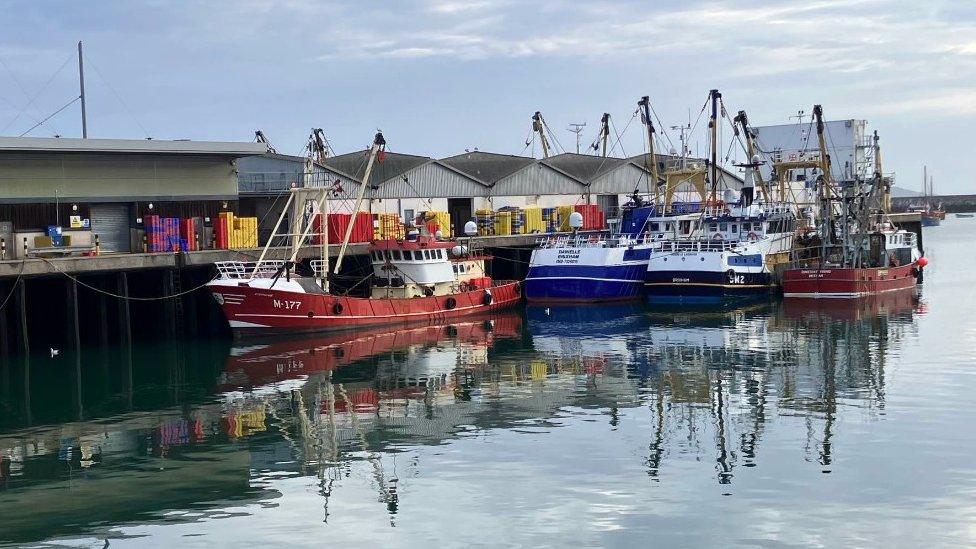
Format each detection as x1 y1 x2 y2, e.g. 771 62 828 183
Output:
0 299 920 544
635 296 916 483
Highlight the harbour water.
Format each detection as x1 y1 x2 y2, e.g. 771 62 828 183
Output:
0 220 974 547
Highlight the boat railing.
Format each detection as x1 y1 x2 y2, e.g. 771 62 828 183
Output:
309 259 327 276
535 231 659 249
214 260 287 280
656 239 738 253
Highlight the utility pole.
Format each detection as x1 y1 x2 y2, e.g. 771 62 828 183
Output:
567 123 586 154
78 41 88 138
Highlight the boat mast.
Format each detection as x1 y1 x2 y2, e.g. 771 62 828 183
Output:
333 132 385 274
708 89 721 203
599 113 611 157
638 96 660 204
813 105 835 260
733 110 767 201
814 105 833 199
532 112 551 159
874 130 890 212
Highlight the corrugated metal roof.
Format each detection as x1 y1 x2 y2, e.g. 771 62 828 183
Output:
541 153 628 183
0 136 267 156
439 151 536 185
323 150 431 186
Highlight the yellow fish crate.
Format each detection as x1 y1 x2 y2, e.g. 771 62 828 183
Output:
523 206 544 233
493 210 512 236
557 205 575 232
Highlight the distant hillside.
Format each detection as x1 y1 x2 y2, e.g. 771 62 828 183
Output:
890 186 924 198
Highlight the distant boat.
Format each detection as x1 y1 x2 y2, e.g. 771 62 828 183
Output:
914 165 945 226
956 213 974 218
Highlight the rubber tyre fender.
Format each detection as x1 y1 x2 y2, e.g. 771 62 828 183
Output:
332 302 344 315
445 297 457 310
482 291 493 306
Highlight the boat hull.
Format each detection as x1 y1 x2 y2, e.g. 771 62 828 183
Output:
208 280 521 338
523 245 651 303
644 270 775 303
523 264 647 302
782 262 919 298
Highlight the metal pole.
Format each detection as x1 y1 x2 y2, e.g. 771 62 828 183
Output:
334 133 384 274
78 41 87 138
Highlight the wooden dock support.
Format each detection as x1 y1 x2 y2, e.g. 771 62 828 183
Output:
117 272 131 348
15 279 28 356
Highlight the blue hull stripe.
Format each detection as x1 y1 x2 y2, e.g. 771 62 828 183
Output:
525 264 646 301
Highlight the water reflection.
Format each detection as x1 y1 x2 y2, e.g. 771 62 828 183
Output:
0 293 921 545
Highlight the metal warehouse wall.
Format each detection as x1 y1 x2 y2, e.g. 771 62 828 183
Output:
492 163 585 197
0 152 240 202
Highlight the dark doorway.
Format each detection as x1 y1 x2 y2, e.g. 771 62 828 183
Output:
447 198 473 238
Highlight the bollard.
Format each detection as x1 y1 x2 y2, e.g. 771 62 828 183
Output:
22 236 27 259
195 231 200 252
211 230 217 250
94 233 100 255
1 237 6 260
142 233 148 253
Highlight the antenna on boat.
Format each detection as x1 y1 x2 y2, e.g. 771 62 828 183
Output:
333 132 386 274
567 123 586 154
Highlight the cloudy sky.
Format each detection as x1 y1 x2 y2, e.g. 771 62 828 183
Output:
1 0 974 193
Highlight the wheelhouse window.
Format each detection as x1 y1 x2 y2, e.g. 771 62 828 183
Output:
731 224 738 233
392 250 402 260
709 223 718 232
650 222 660 232
719 223 728 232
423 250 431 260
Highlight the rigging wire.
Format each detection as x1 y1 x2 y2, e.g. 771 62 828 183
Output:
0 51 74 134
18 96 80 137
648 103 676 155
0 260 27 312
38 256 214 301
86 55 152 138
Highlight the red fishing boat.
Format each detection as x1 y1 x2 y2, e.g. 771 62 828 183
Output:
781 111 927 298
207 132 520 338
783 222 925 298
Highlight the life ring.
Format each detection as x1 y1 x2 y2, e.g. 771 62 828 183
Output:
445 297 457 310
746 232 759 241
482 291 493 306
332 302 344 315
